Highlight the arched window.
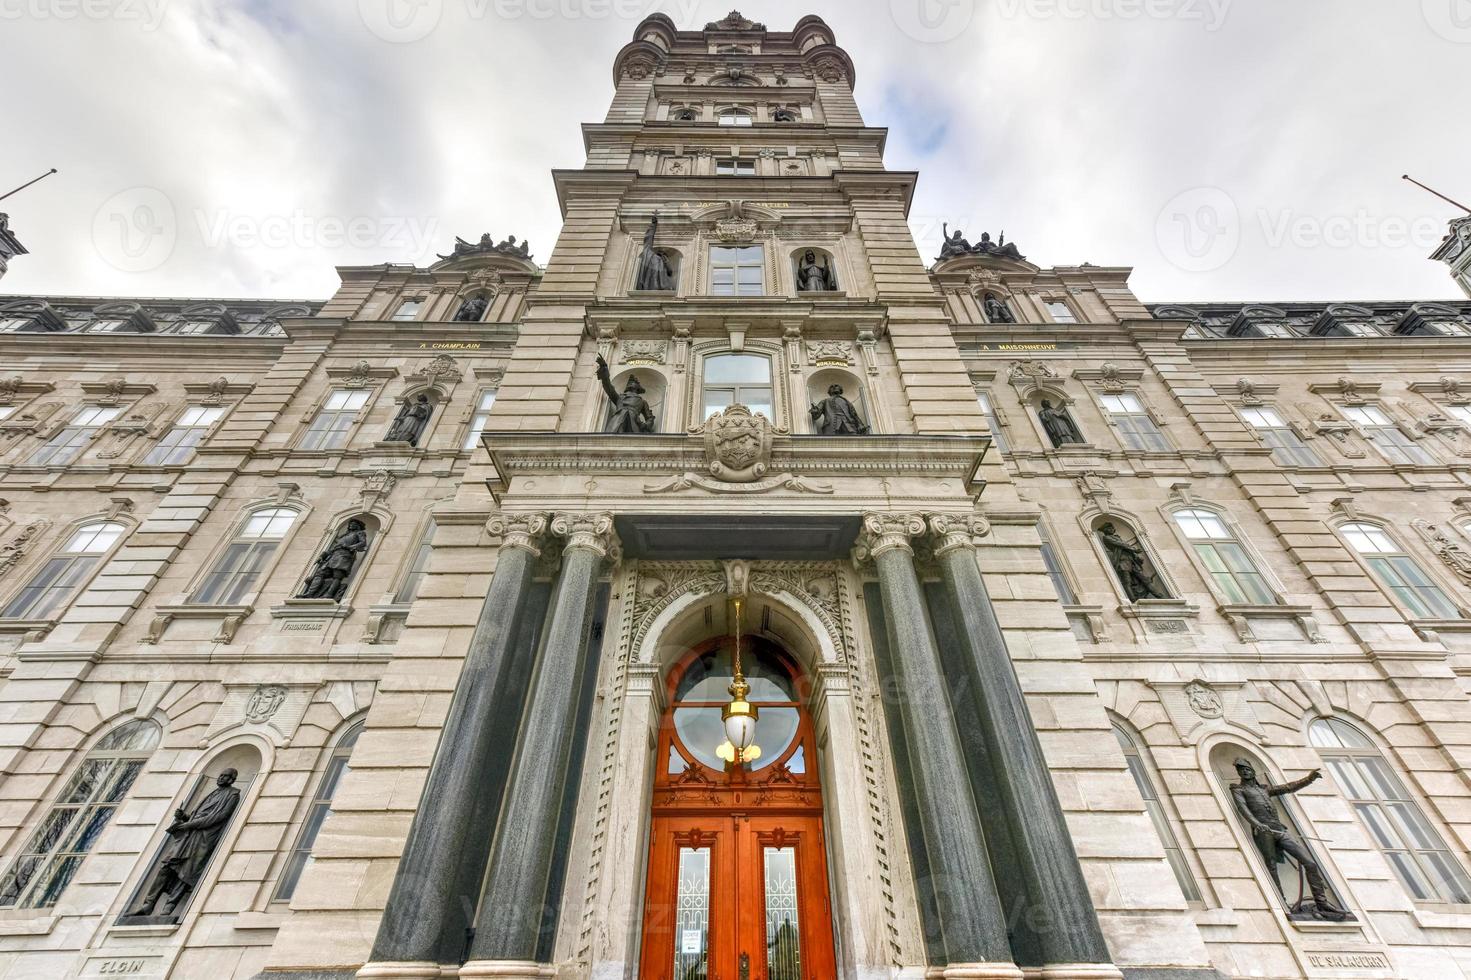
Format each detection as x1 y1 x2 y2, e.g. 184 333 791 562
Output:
274 720 364 902
702 353 772 420
1310 717 1471 904
717 108 752 126
190 507 298 606
1112 724 1201 903
1173 509 1275 604
1339 522 1460 620
0 719 160 909
1 521 126 620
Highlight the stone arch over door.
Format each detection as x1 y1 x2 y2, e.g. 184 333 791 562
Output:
564 562 915 977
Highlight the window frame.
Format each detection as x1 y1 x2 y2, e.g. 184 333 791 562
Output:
1043 298 1078 324
716 158 757 176
1112 721 1205 906
27 405 124 466
699 351 775 422
717 108 753 126
0 719 161 910
461 387 499 451
1341 404 1435 466
1097 391 1171 452
272 719 364 904
298 389 373 453
1169 507 1280 606
1337 520 1463 621
187 505 303 607
708 244 766 297
389 298 425 322
0 519 131 623
975 389 1009 456
1238 405 1323 467
142 404 228 466
1310 716 1471 906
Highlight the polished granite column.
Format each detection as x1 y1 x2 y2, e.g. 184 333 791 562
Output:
360 514 548 980
862 514 1021 980
928 514 1122 980
460 513 614 980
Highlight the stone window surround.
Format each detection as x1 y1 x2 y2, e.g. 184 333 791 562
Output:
271 506 393 620
1304 713 1471 910
268 716 367 905
175 497 311 615
658 95 812 124
1336 402 1437 467
1072 366 1175 454
291 365 398 455
0 513 136 639
140 403 232 468
1329 512 1470 625
456 377 502 453
1160 499 1287 607
1109 714 1211 908
1078 506 1193 613
1230 402 1326 469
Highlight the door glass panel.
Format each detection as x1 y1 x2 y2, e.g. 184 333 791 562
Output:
764 846 801 980
674 846 710 980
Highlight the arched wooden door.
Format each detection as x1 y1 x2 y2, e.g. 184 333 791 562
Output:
639 637 837 980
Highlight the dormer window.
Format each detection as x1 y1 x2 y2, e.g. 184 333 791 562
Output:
718 109 752 127
0 318 30 332
1254 322 1295 338
1339 322 1383 338
90 320 129 333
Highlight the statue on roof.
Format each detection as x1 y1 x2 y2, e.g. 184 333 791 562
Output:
706 10 765 31
437 234 533 262
937 224 1026 263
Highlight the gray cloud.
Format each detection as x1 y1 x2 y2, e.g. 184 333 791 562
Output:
1 0 1465 302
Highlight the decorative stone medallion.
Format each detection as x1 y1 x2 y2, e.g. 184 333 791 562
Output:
704 404 773 483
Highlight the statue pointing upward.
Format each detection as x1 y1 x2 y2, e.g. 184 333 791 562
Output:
596 355 656 433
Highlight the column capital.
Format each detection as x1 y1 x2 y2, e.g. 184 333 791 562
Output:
859 512 927 559
928 513 993 558
487 513 549 556
551 512 617 557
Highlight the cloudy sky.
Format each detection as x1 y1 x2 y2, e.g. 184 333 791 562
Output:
2 0 1468 304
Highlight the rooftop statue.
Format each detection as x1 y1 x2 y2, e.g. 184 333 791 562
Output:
937 223 1026 263
437 233 533 262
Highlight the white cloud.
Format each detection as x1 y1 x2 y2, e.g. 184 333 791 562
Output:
1 0 1465 302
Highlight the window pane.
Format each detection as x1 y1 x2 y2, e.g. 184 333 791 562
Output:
764 846 802 980
674 847 711 978
704 355 770 384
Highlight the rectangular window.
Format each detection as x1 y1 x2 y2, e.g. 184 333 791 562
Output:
1 523 124 621
716 158 757 176
0 406 14 421
143 405 226 465
1099 392 1169 451
702 354 772 419
710 245 765 297
462 389 498 450
1240 407 1322 466
0 318 31 332
1343 406 1434 465
175 320 216 335
395 522 438 603
27 406 123 466
390 299 423 321
1174 510 1275 605
1255 322 1296 338
718 111 752 126
89 320 128 333
976 391 1008 455
1341 322 1383 337
1045 300 1077 323
1036 523 1077 604
1342 524 1460 620
300 390 370 451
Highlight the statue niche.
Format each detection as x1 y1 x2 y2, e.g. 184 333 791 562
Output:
1037 398 1083 448
453 294 489 322
809 382 869 436
983 292 1016 324
297 518 371 602
634 212 677 292
1225 753 1353 922
795 249 837 293
1095 520 1171 602
384 393 434 446
120 758 250 924
595 355 657 434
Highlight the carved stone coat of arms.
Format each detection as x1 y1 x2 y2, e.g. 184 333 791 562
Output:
704 404 773 483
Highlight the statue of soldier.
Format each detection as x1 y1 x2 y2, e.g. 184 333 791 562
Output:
127 768 241 920
453 294 489 322
1037 399 1083 447
809 384 870 435
385 394 433 446
298 519 369 601
634 212 676 291
1097 522 1169 601
596 354 656 433
1230 758 1351 921
983 292 1016 324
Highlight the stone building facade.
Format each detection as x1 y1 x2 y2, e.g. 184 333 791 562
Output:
0 11 1470 980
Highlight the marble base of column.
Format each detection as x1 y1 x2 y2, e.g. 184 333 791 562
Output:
355 961 445 979
1037 966 1125 980
943 963 1026 979
457 961 555 979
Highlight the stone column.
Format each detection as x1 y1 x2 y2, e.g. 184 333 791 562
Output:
861 514 1021 980
360 515 548 980
461 513 616 980
928 515 1122 980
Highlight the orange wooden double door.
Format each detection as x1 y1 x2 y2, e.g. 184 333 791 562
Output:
638 638 837 980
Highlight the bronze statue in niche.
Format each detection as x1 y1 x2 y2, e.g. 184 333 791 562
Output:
809 384 869 435
634 213 676 291
385 394 433 446
123 769 241 922
298 519 370 602
1038 399 1083 447
1097 522 1169 601
596 355 656 433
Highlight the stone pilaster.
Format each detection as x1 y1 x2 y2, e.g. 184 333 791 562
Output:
861 513 1021 979
928 515 1121 978
361 514 548 976
462 514 615 978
